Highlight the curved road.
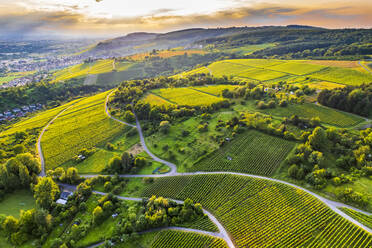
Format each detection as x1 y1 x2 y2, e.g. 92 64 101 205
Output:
37 103 78 177
38 91 371 248
359 60 372 74
59 182 233 248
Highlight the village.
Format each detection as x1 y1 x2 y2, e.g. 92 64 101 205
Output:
0 103 43 122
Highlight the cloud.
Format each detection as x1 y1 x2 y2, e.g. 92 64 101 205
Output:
0 2 371 39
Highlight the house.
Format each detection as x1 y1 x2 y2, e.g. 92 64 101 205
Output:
112 213 119 218
56 190 73 205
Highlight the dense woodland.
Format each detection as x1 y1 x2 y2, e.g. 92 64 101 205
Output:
318 84 372 117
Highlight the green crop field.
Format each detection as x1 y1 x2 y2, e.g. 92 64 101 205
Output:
151 230 228 248
230 59 284 68
41 91 130 169
259 103 364 128
268 62 326 75
0 189 36 218
53 59 116 82
191 85 241 96
308 67 372 86
173 66 210 78
143 93 175 107
191 130 295 176
137 174 372 248
237 67 287 81
154 88 225 106
340 208 372 229
208 61 250 77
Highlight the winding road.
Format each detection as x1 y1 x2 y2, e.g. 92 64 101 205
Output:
37 90 372 248
359 60 372 74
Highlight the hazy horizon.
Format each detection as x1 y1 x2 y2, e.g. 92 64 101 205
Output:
0 0 371 40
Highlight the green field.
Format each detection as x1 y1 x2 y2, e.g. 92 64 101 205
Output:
145 111 237 171
0 189 36 218
41 91 130 169
153 88 226 106
237 67 287 81
191 130 295 176
259 103 364 127
176 59 372 86
268 61 326 75
340 208 372 229
143 93 175 107
134 174 371 248
191 85 241 96
151 230 227 248
309 67 372 85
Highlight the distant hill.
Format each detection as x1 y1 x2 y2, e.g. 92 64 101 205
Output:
84 26 372 60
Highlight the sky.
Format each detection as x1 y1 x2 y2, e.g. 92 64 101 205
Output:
0 0 371 39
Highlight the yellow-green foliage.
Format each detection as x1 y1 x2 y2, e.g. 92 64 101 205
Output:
230 59 284 68
268 62 326 75
309 67 372 86
41 92 127 168
155 88 225 106
208 61 248 77
53 59 114 82
140 174 371 248
1 100 80 143
237 67 287 81
191 85 241 96
114 61 133 71
143 93 175 107
223 43 276 55
173 67 210 78
262 103 363 127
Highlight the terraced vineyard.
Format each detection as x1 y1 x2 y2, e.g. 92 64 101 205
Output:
153 88 225 106
191 130 295 176
152 231 227 248
261 103 364 127
237 67 287 81
41 92 129 168
341 207 372 229
138 175 372 248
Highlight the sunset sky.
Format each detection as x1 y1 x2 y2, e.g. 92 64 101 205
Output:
0 0 371 38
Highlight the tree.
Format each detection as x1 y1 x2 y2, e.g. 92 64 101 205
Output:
2 216 19 238
121 152 133 172
123 111 135 122
33 177 60 209
15 153 41 175
134 157 147 168
13 144 26 154
159 121 170 134
93 206 104 225
65 167 80 184
288 164 299 179
307 127 327 151
108 156 122 173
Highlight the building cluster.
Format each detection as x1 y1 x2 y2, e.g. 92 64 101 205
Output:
0 104 43 122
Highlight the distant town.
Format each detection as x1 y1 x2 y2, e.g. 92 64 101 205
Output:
0 103 43 122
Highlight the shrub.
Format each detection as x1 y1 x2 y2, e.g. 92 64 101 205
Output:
106 142 115 151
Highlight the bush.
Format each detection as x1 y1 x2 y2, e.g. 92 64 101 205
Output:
106 142 115 151
288 164 299 179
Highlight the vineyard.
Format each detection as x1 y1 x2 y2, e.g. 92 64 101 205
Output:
268 61 326 75
340 207 372 229
191 85 241 96
151 230 227 248
143 93 175 107
154 88 225 106
177 59 372 86
261 103 363 127
308 67 372 86
53 59 116 82
138 174 372 248
127 50 205 61
41 92 129 169
173 66 210 78
191 130 295 176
